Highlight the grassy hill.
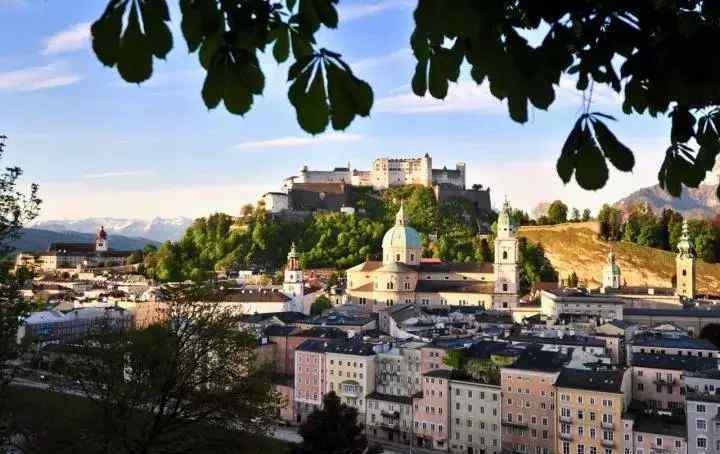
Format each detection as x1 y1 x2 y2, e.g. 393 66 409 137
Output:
519 222 720 295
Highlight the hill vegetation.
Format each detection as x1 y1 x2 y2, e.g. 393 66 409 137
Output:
138 185 556 294
520 222 720 295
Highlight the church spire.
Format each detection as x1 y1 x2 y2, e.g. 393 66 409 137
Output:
395 201 407 226
677 220 695 258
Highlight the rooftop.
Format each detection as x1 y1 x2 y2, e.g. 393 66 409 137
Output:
631 352 718 371
366 392 413 405
505 346 568 373
624 308 720 319
555 368 625 393
632 336 718 351
508 334 606 348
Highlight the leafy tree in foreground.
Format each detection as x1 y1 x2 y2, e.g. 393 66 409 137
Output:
0 135 40 446
295 391 368 454
69 284 280 454
92 1 720 200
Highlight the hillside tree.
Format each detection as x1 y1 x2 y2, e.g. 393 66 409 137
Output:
0 135 41 446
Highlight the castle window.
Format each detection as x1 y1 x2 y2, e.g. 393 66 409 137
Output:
396 254 400 261
683 269 687 276
503 251 508 260
503 283 508 292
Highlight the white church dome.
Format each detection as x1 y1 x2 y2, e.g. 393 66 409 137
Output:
382 203 422 250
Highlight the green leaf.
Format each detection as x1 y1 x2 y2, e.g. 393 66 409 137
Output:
273 26 290 63
313 0 338 28
290 28 313 59
574 126 609 190
326 62 354 130
428 55 448 99
224 62 254 116
346 75 373 117
117 3 153 83
91 0 126 67
289 63 329 134
412 60 428 97
140 0 173 59
592 119 635 172
557 118 583 184
527 78 554 110
508 94 528 124
670 106 696 144
202 61 224 109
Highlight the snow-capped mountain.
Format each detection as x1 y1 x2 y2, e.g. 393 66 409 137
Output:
31 217 194 242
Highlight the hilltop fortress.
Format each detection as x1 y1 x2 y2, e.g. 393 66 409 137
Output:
261 154 491 215
292 154 465 189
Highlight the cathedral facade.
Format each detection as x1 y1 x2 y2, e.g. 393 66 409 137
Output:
344 201 519 312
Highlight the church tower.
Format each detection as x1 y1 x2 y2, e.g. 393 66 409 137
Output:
283 243 304 301
95 226 108 252
494 199 519 295
676 220 696 298
602 252 621 289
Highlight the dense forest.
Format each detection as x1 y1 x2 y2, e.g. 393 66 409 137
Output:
135 185 556 294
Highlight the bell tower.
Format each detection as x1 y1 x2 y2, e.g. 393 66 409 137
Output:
494 199 519 295
283 243 304 301
676 220 696 299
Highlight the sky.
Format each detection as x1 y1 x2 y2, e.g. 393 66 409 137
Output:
0 0 694 221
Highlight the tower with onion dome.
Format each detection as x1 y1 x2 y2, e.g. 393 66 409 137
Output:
382 202 423 266
676 220 696 298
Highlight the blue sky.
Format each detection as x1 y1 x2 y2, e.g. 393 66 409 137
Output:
0 0 687 221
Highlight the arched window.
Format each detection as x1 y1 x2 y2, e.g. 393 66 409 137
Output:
503 250 508 260
396 254 401 261
410 254 415 261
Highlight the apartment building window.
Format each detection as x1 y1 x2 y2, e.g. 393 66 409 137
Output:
637 383 644 391
578 426 584 436
698 437 707 448
590 412 596 421
562 442 570 454
577 445 585 454
467 420 472 428
542 430 548 439
697 404 707 413
697 419 707 431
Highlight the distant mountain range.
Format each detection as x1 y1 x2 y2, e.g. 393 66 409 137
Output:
31 217 194 242
614 183 720 219
10 228 159 253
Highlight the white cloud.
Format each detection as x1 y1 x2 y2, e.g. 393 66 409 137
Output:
376 81 506 114
82 170 153 179
0 64 81 92
351 49 412 73
43 21 91 55
233 132 363 150
376 75 623 115
338 0 414 21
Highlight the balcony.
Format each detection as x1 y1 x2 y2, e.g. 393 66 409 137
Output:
601 421 614 430
601 439 615 448
653 377 677 386
560 432 573 441
559 416 573 424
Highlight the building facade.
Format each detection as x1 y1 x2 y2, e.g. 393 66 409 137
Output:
345 202 519 313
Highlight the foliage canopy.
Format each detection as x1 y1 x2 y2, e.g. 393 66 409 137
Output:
92 1 720 199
